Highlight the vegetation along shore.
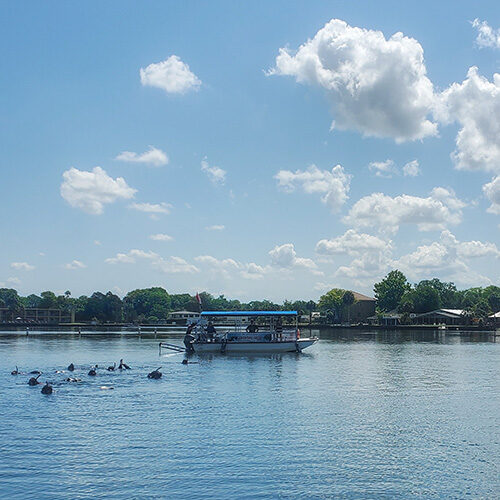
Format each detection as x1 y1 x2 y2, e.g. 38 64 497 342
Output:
0 270 499 327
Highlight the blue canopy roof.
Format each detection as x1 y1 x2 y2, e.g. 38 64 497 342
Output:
200 311 297 317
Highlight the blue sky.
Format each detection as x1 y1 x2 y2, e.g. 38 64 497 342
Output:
1 1 499 301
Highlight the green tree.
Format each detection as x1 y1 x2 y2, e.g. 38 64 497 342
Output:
484 286 500 313
374 270 411 312
318 288 345 322
170 293 197 312
410 285 441 313
22 294 42 308
0 288 21 313
246 299 280 311
417 279 459 308
124 287 171 322
342 290 355 322
39 291 58 309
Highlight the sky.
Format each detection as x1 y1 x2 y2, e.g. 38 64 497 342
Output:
1 0 499 301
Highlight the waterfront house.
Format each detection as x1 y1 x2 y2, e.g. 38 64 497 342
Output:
168 310 200 325
367 311 402 326
489 311 500 326
347 292 376 323
414 309 465 325
0 307 71 324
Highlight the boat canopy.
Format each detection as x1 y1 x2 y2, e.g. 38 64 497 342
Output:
200 311 297 317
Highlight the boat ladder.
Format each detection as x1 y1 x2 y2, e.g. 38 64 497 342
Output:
159 342 186 354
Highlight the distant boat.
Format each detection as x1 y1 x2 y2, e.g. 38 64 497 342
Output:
162 311 318 353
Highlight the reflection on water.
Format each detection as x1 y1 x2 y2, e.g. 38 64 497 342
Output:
0 330 498 499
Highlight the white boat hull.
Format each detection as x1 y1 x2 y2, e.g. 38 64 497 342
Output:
192 338 317 353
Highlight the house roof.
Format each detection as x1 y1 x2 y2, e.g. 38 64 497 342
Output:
351 291 376 301
201 311 297 317
169 310 200 315
416 309 464 318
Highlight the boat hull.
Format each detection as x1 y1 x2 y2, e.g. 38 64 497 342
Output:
192 338 317 353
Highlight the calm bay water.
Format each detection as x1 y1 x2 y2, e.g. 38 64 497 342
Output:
0 329 498 499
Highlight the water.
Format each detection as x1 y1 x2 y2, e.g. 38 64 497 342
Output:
0 329 498 499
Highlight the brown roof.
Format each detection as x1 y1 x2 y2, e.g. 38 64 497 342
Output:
351 291 375 301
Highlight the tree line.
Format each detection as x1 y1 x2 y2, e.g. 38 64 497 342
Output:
373 271 500 321
0 271 498 324
0 288 317 324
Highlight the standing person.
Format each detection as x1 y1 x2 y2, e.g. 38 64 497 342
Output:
184 322 196 353
246 319 258 333
206 321 216 341
274 318 283 342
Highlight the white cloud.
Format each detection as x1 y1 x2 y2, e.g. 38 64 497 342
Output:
64 260 86 270
205 225 225 231
275 164 351 212
61 167 136 215
368 159 420 179
316 229 391 255
313 282 331 292
112 286 125 297
94 240 101 246
344 187 466 233
394 230 495 286
201 158 226 185
153 256 199 274
7 277 21 285
472 19 500 49
105 249 198 274
368 159 420 178
129 202 172 215
396 241 456 274
240 262 268 280
115 146 168 167
336 252 391 283
483 176 500 214
270 18 437 142
10 262 35 271
440 230 500 259
368 159 397 178
402 160 421 177
326 231 393 287
140 55 201 94
149 233 174 241
436 67 500 174
105 253 135 264
105 249 159 264
195 255 268 280
195 255 239 270
269 243 317 270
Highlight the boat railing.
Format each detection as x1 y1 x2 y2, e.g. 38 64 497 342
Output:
195 326 300 343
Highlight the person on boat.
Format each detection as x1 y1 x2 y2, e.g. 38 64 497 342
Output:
274 318 283 341
246 319 258 333
205 321 216 340
184 323 196 353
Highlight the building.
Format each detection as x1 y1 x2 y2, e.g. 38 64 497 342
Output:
414 309 465 325
168 310 200 325
489 311 500 326
0 307 71 324
346 291 376 323
367 311 402 326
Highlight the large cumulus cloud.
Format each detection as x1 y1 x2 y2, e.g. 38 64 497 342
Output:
270 19 437 142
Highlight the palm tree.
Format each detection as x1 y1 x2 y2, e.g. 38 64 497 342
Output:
342 291 355 324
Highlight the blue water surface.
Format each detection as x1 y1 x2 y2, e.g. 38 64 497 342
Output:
0 329 498 499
